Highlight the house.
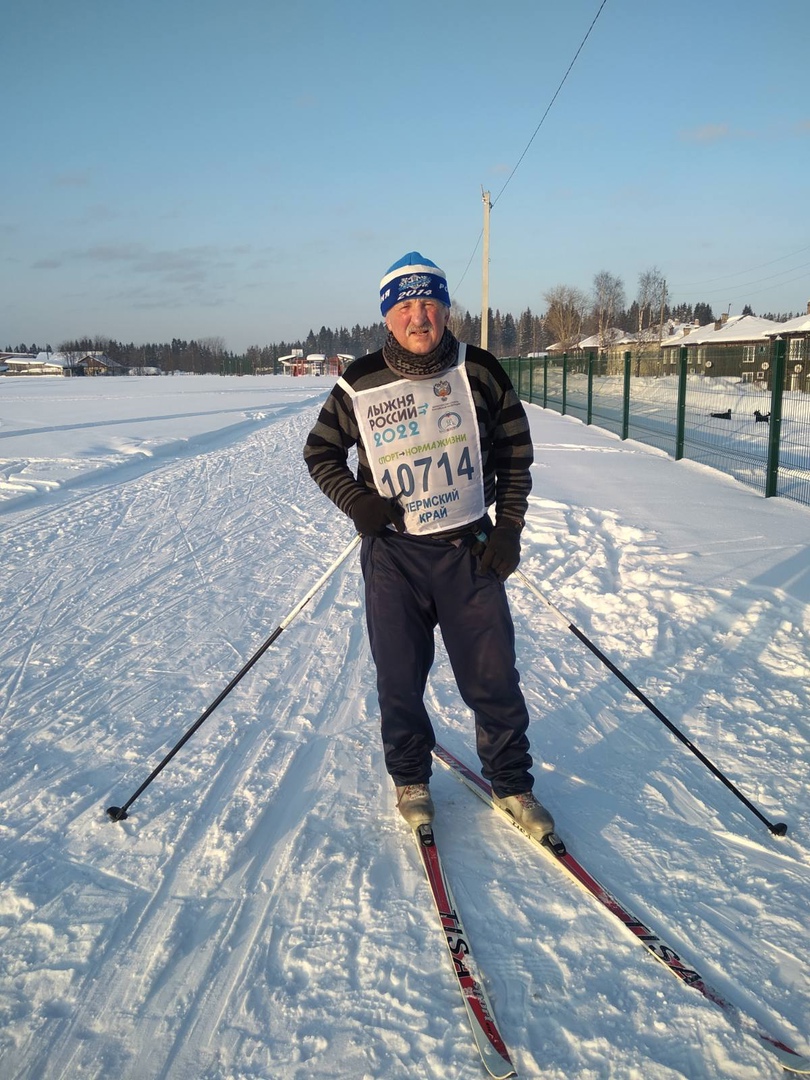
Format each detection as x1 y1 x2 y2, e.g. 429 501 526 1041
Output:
1 352 37 375
28 350 126 376
75 351 126 376
766 302 810 392
277 351 353 376
2 352 65 375
575 327 636 356
661 313 782 380
548 324 691 365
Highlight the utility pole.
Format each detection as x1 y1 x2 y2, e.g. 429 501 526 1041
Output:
481 189 491 351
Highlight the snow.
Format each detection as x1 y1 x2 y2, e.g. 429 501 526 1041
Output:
1 373 809 1080
676 315 781 346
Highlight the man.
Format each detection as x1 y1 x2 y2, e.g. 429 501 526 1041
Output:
303 252 553 839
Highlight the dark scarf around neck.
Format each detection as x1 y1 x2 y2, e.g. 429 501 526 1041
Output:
382 328 459 380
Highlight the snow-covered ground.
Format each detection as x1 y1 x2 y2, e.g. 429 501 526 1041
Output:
1 373 808 1080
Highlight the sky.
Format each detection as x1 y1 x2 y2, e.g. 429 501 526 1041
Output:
1 374 809 1078
2 0 809 354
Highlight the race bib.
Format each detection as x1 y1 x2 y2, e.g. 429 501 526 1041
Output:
352 346 486 535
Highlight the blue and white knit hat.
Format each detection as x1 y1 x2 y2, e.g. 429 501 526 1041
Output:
379 252 450 317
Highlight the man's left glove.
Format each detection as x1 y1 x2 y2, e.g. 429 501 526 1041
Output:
478 523 521 581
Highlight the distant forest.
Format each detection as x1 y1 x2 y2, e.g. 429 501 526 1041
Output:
7 300 800 376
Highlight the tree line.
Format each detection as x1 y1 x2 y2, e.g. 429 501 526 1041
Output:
6 267 800 373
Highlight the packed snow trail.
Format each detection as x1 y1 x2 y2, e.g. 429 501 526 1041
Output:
0 375 808 1079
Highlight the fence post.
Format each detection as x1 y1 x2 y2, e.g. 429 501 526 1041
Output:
622 351 632 440
543 357 549 408
765 337 786 498
562 353 568 415
528 356 534 404
675 346 688 460
587 351 595 425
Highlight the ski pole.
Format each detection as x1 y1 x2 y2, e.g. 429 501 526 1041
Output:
515 568 788 837
106 532 361 822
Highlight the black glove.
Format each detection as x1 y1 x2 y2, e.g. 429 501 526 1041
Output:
478 523 521 580
350 493 406 537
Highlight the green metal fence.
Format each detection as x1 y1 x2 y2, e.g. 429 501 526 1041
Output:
501 338 810 508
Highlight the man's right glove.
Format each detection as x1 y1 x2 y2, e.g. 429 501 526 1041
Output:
350 493 406 537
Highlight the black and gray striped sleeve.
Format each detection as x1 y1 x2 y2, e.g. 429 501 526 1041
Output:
303 353 394 517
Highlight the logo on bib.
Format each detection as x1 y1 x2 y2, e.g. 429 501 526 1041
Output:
437 411 462 432
433 379 452 400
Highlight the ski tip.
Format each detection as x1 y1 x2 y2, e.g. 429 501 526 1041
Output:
762 1042 810 1074
488 1066 517 1079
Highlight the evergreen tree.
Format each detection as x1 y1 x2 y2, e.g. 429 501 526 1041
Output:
517 309 534 355
501 313 517 355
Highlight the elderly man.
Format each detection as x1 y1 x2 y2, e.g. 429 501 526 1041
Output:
303 252 553 839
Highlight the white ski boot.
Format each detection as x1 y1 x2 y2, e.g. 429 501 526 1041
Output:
493 791 554 839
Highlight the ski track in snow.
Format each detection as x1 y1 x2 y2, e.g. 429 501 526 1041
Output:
0 377 808 1079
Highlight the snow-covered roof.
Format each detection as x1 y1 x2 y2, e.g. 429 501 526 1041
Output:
34 351 72 368
4 355 64 371
766 314 810 335
659 322 702 346
33 350 123 370
576 327 635 350
676 314 781 346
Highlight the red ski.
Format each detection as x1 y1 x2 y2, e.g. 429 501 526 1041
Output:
433 742 810 1076
413 822 517 1078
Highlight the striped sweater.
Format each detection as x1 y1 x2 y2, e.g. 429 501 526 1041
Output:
303 342 533 536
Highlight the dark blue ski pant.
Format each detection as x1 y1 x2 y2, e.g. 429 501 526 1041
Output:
360 532 534 798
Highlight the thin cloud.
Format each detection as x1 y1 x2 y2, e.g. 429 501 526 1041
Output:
52 170 93 187
76 243 252 276
65 244 254 311
681 120 809 143
680 123 731 144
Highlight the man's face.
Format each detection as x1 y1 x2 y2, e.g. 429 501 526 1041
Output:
385 297 450 354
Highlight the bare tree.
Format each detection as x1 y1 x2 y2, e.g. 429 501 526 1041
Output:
592 271 625 350
543 284 589 349
198 336 226 358
448 299 467 340
636 268 667 336
632 267 669 371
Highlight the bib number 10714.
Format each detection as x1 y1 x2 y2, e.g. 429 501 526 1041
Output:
378 447 475 498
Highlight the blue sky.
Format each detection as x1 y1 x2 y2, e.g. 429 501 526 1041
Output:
2 0 808 353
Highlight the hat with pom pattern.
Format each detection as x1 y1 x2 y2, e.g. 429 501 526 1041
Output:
379 252 450 317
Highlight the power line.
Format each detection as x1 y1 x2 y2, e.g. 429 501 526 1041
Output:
454 0 609 294
492 0 609 209
669 244 810 289
677 262 810 298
